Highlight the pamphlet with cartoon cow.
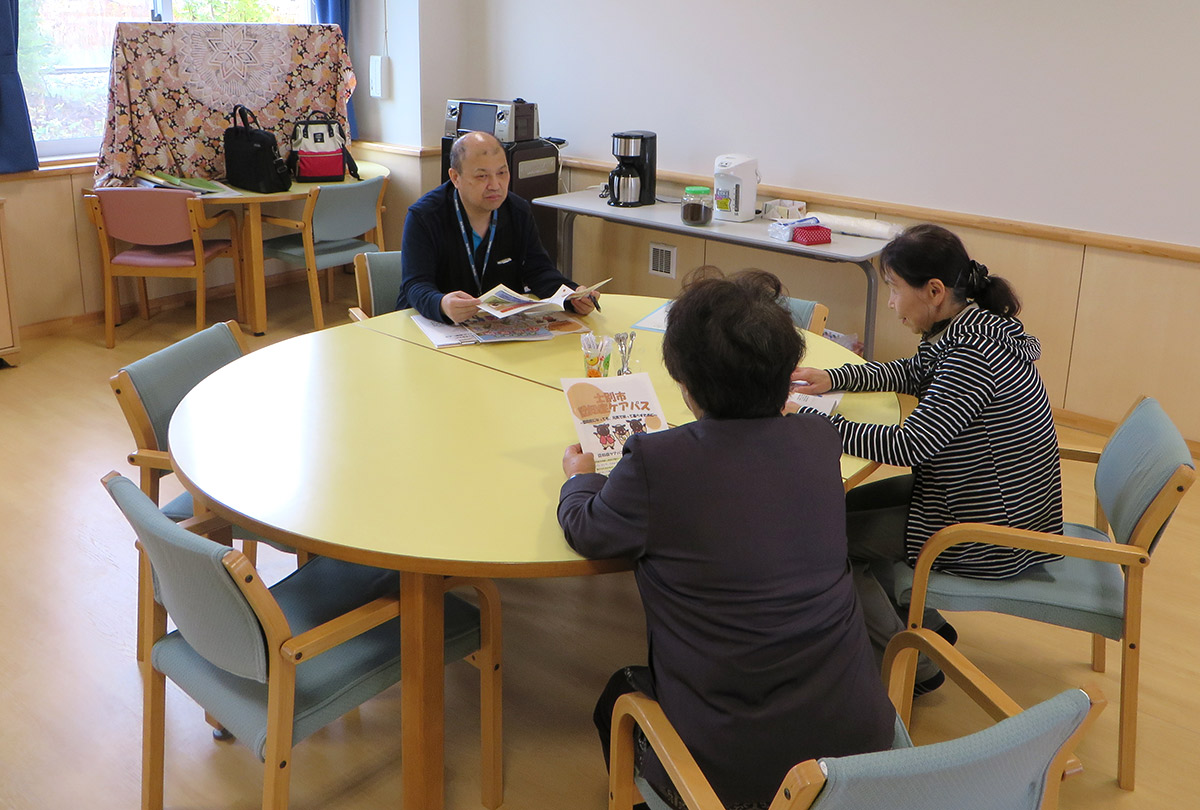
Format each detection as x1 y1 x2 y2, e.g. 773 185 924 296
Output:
562 373 668 474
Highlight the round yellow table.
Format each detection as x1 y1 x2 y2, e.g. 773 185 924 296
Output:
169 295 899 810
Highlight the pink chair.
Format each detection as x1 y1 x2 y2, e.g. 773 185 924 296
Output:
86 187 243 348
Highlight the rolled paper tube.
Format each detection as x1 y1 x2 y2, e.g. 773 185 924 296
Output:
807 213 903 240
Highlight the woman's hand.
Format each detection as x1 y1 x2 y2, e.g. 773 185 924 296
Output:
562 443 597 478
791 367 833 394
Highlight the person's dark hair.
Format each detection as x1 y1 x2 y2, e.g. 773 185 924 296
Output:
662 268 804 419
880 223 1021 318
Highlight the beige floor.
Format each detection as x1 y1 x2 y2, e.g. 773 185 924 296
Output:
0 280 1196 810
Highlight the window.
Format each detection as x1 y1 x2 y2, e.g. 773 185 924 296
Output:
17 0 315 160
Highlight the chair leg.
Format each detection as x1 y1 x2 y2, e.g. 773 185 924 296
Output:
464 578 504 809
325 264 336 303
1117 636 1140 790
142 663 166 810
136 547 156 664
1091 633 1106 672
142 603 168 810
307 265 325 330
137 278 152 320
262 663 298 810
195 269 206 334
104 269 119 348
241 539 258 566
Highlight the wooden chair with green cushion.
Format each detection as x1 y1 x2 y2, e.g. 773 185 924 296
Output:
110 320 299 663
349 250 404 322
611 629 1105 810
893 396 1195 790
103 472 504 810
262 175 387 330
786 298 830 334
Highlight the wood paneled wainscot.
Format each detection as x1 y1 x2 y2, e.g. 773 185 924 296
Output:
0 200 20 366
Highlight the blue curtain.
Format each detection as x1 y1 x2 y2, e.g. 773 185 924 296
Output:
0 0 39 173
314 0 357 139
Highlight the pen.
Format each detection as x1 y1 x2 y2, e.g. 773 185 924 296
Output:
590 295 602 313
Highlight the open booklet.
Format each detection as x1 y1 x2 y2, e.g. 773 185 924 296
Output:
410 310 590 347
133 170 235 195
562 373 668 474
476 278 611 319
786 389 844 417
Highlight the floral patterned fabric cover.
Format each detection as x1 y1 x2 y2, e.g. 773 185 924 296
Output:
96 22 356 186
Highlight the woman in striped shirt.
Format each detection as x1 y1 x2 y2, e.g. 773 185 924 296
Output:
792 224 1063 694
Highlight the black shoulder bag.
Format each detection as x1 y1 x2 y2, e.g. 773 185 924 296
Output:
223 105 292 193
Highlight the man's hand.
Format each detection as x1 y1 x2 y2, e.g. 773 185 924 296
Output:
562 443 597 478
570 293 598 315
791 367 833 394
440 291 481 323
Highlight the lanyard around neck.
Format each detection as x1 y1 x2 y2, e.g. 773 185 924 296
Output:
453 190 496 293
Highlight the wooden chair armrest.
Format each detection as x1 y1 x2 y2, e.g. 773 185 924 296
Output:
281 594 402 663
914 523 1148 575
610 692 725 810
127 448 173 471
883 629 1025 725
195 207 237 231
882 630 1105 781
1059 446 1102 464
348 306 368 322
260 215 304 230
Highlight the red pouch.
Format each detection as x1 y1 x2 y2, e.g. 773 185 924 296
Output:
792 225 832 245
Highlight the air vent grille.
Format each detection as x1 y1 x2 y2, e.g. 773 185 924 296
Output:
649 243 677 278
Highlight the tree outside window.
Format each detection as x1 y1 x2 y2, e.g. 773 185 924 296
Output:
17 0 311 159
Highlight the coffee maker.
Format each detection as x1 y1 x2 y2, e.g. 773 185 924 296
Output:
608 130 657 207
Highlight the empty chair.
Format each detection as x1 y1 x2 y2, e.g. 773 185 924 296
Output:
261 175 387 330
786 297 829 334
610 629 1104 810
110 320 294 662
895 396 1195 790
103 472 504 810
349 250 404 322
86 187 242 348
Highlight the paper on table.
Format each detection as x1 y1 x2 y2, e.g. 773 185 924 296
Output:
631 300 672 333
410 314 480 347
787 390 844 417
408 311 589 348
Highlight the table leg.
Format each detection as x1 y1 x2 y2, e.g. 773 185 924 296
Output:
401 571 446 810
558 211 577 280
243 202 268 335
855 259 879 360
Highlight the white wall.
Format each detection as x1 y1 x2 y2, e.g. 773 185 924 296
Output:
350 0 487 147
350 0 1198 247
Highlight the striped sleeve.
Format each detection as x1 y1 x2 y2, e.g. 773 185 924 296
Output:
830 344 995 467
828 356 924 397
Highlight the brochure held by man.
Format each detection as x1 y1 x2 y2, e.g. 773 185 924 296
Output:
476 278 611 319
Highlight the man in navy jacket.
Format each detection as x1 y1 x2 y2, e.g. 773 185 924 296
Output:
397 131 597 323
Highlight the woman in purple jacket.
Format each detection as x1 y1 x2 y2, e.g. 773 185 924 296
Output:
558 270 895 810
